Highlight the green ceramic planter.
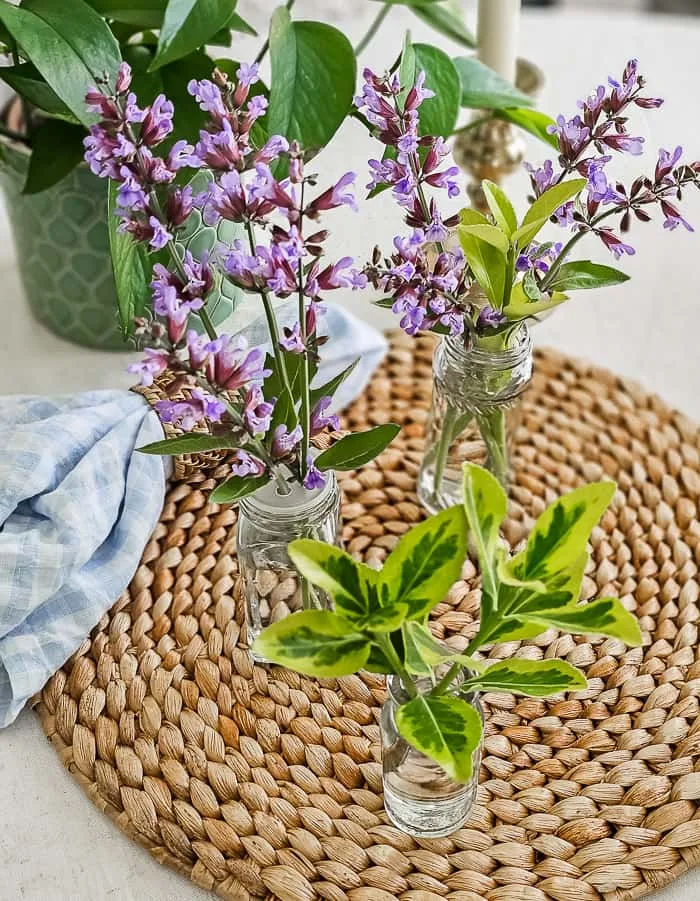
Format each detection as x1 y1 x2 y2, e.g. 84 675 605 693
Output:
0 139 129 349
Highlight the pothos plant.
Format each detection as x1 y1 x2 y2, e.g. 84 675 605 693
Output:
254 463 642 782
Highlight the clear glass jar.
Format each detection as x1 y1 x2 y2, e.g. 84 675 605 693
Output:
237 473 341 659
381 671 483 838
417 324 533 514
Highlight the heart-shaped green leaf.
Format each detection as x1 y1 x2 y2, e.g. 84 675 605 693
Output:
252 610 371 677
381 505 467 621
463 658 587 696
151 0 234 69
410 2 475 50
0 0 122 126
495 107 559 150
315 424 400 472
395 694 483 783
410 43 461 138
453 56 533 110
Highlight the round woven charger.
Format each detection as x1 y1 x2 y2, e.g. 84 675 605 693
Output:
33 331 700 901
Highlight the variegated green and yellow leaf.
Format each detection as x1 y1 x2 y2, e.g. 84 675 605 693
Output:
463 463 507 608
380 505 467 622
509 481 616 583
252 610 370 677
402 621 484 678
462 658 587 697
528 597 642 646
395 694 483 783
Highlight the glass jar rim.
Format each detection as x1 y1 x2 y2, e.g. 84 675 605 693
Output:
239 470 339 523
445 322 532 371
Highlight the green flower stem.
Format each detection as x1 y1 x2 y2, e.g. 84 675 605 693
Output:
244 220 297 417
354 2 391 56
476 407 509 489
297 185 310 481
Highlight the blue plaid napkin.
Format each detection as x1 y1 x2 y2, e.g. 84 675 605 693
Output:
0 308 386 726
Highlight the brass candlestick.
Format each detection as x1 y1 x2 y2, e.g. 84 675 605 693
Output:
453 58 545 212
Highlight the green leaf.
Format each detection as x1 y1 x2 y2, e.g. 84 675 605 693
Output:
315 424 400 472
459 208 491 226
381 506 468 621
138 434 243 455
0 0 122 126
400 621 482 678
462 463 506 608
22 118 85 194
86 0 168 28
410 1 475 50
513 179 587 248
503 282 568 321
107 180 152 335
452 56 533 110
397 31 416 109
458 223 509 255
511 481 616 583
365 643 395 674
494 107 559 149
288 539 382 626
528 597 642 647
546 261 631 292
0 63 79 123
252 610 371 677
411 43 461 138
457 227 506 308
151 0 233 69
481 180 517 237
309 359 358 409
227 11 257 36
402 622 437 677
209 474 269 504
463 658 587 697
267 8 355 169
395 694 483 783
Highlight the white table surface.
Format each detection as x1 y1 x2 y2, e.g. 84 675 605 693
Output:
2 4 700 900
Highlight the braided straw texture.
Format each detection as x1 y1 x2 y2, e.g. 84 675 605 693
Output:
35 332 700 901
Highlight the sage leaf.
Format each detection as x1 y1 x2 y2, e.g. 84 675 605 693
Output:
107 180 151 334
315 424 400 472
210 474 269 504
546 261 631 292
481 180 517 237
513 178 587 248
138 434 243 455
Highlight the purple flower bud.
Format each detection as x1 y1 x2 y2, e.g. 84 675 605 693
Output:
597 228 635 258
243 385 275 434
231 449 266 478
310 396 340 436
127 347 170 386
661 199 694 232
188 79 228 122
115 62 132 94
655 146 683 183
236 62 260 87
246 95 268 121
141 94 174 146
477 306 507 330
280 321 305 353
303 459 326 490
155 388 224 432
271 424 302 459
307 172 357 216
255 135 290 165
315 256 366 291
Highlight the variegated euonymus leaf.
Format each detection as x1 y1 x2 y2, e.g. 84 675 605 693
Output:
462 463 507 610
526 597 642 646
381 506 468 621
395 695 482 783
251 610 370 677
402 621 484 678
507 481 616 584
288 540 405 632
462 658 587 697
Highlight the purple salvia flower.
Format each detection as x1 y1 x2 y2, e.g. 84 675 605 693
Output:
127 347 169 386
243 385 275 434
307 172 358 215
237 62 260 87
310 396 340 436
247 95 268 121
231 449 266 478
602 133 645 155
155 388 224 432
597 228 635 258
116 167 148 210
280 321 305 353
303 459 326 490
148 216 173 250
115 61 132 94
209 334 271 389
186 330 213 370
477 306 507 330
661 199 694 232
192 119 246 171
123 92 145 125
525 160 557 197
271 424 302 459
188 79 227 122
141 94 174 146
255 135 290 165
656 146 683 182
167 139 198 171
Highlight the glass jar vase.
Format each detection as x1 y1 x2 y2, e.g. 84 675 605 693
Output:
417 324 533 514
237 473 341 659
381 672 483 838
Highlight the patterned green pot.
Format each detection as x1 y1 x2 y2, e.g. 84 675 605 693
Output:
0 139 129 349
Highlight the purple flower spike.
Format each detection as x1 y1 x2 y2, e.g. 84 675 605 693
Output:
155 388 224 432
210 334 271 390
303 459 326 490
231 449 266 478
271 424 302 459
310 396 340 436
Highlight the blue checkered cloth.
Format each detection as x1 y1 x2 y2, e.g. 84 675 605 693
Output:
0 309 387 727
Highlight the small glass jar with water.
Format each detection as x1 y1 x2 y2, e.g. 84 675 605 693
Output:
237 473 341 658
381 671 483 838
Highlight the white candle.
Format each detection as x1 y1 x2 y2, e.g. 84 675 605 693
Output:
477 0 521 84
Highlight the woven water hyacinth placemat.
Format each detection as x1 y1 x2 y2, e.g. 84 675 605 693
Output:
33 331 700 901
